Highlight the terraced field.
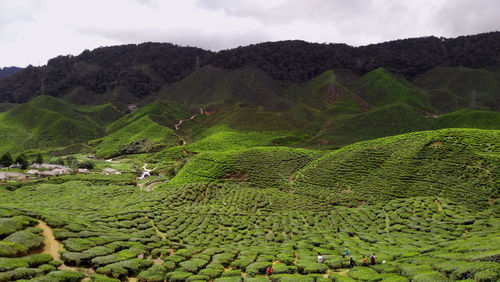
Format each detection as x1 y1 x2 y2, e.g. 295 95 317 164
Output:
0 128 498 281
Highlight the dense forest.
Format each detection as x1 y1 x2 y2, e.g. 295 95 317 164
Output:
0 66 22 79
0 32 499 104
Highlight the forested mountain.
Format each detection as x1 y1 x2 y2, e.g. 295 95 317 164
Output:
0 66 22 79
0 32 499 104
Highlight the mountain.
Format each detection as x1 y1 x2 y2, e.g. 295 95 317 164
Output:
0 32 499 104
414 66 500 112
0 66 22 79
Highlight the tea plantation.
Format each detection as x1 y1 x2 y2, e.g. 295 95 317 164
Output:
0 127 499 281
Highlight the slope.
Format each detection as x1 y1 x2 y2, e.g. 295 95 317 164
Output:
414 66 500 112
435 108 500 130
107 101 195 133
0 96 108 154
354 67 431 110
311 103 434 147
155 66 289 110
294 128 500 209
93 115 180 158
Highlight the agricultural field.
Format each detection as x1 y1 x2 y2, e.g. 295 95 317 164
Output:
0 127 499 281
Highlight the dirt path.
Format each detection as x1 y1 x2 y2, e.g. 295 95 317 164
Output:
174 107 203 131
37 220 63 261
37 220 93 275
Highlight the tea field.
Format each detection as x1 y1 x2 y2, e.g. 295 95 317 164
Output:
0 128 499 281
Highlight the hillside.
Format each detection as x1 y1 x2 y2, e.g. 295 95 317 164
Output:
92 115 180 158
0 96 114 154
168 128 499 209
155 66 288 110
414 66 500 112
1 32 499 104
1 128 499 281
355 68 432 111
0 32 499 281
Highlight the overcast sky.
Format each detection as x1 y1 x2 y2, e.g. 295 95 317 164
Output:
0 0 499 67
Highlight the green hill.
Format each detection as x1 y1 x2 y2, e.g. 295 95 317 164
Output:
166 128 499 210
156 66 288 110
0 96 109 154
294 128 500 209
107 101 195 133
435 108 500 130
355 67 431 110
312 103 434 147
93 115 180 158
414 66 500 112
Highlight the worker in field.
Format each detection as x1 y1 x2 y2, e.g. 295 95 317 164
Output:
362 255 367 266
267 266 273 276
317 252 324 263
349 257 355 268
344 247 349 257
370 253 376 265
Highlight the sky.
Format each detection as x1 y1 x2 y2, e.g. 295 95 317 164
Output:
0 0 499 67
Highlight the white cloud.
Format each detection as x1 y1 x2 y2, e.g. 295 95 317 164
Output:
0 0 498 67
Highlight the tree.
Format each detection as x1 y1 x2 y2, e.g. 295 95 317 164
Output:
0 152 13 167
78 160 94 170
35 154 43 164
15 154 28 169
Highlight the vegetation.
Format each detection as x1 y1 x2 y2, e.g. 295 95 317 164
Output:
0 32 499 281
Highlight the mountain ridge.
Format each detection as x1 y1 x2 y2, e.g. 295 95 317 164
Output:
1 31 499 104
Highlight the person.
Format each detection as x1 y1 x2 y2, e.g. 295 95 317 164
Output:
344 248 349 257
267 266 273 276
318 252 324 263
349 257 355 268
362 255 367 266
370 253 376 265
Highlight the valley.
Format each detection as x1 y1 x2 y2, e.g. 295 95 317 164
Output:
0 33 499 281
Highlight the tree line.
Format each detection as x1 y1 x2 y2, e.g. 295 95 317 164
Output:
0 32 498 104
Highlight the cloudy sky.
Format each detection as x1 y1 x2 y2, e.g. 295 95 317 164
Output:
0 0 499 67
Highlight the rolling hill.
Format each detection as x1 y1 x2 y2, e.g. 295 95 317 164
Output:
0 96 114 154
0 33 499 281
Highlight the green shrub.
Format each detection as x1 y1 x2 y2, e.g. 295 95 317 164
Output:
31 270 85 282
90 273 121 282
221 269 241 277
348 267 382 281
379 273 409 281
246 261 272 275
4 230 44 251
296 262 328 274
474 268 500 281
214 277 242 282
273 263 292 274
269 274 315 281
179 258 208 272
136 264 166 282
165 271 193 281
328 273 357 281
199 266 223 278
